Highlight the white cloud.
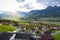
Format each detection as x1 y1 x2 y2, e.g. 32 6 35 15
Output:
0 0 46 12
17 0 25 2
18 0 46 12
0 0 20 12
37 0 60 6
29 3 46 10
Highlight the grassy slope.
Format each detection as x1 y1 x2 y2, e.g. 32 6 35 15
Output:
0 24 16 32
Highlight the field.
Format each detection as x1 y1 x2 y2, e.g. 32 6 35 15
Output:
40 21 60 25
37 18 60 26
0 24 16 32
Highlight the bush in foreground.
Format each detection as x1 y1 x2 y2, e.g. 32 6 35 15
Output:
53 32 60 40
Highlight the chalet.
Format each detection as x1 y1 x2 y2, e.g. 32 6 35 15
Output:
49 25 59 30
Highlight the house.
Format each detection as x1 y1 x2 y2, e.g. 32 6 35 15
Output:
49 25 59 30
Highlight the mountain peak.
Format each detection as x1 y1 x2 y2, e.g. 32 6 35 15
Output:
46 6 53 9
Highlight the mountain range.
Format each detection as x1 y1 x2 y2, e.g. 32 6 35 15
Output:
23 6 60 21
0 11 28 19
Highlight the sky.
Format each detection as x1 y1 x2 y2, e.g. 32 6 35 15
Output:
0 0 60 18
0 0 60 12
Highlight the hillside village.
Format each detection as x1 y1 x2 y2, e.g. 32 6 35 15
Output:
0 19 60 40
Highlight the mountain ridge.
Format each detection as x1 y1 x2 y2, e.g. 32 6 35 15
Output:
23 6 60 21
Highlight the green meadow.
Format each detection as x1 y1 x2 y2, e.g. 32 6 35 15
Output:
0 24 16 32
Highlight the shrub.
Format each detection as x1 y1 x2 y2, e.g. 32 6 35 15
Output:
53 32 60 40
